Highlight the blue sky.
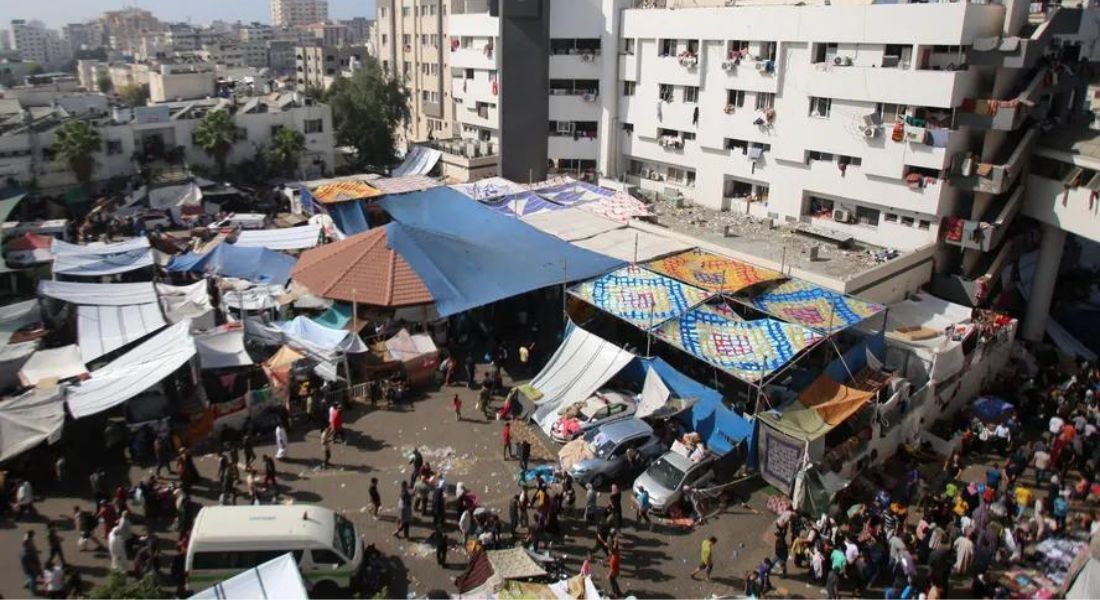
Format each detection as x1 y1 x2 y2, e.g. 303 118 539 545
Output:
7 0 376 28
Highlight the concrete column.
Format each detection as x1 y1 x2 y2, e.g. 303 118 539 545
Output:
1022 223 1067 342
597 0 622 179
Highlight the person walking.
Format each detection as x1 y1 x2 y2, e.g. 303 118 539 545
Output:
274 423 289 460
608 539 624 598
509 494 521 537
774 530 790 577
519 440 532 474
108 523 128 572
434 527 449 566
154 435 171 477
594 514 613 558
459 508 473 541
608 484 623 529
242 434 256 468
262 454 278 498
15 479 36 520
21 530 41 592
634 486 652 529
393 482 412 539
452 394 463 421
502 422 513 460
585 483 599 522
320 426 333 469
369 478 382 518
329 404 345 444
691 536 717 581
409 448 424 486
42 560 64 599
46 524 64 566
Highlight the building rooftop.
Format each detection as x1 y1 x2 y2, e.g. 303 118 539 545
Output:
649 196 902 281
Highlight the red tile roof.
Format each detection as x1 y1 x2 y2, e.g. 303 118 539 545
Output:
291 227 433 308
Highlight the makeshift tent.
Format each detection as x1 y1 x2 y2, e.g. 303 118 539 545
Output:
19 345 87 386
653 304 823 383
0 300 41 389
370 174 441 195
191 552 308 600
220 284 285 312
51 237 153 277
309 180 382 204
380 187 624 317
737 279 884 334
572 228 692 263
262 345 304 402
637 367 671 419
168 244 296 285
155 281 215 328
39 280 158 306
529 324 636 434
277 316 368 360
148 182 202 210
646 249 785 294
878 292 975 384
5 232 53 265
291 227 433 307
65 320 196 419
233 224 322 250
328 202 369 236
576 188 653 224
569 265 710 329
0 193 26 224
527 178 609 207
77 303 167 363
392 145 442 177
522 207 623 241
0 387 63 463
451 177 525 201
0 299 40 352
481 192 568 217
194 328 254 369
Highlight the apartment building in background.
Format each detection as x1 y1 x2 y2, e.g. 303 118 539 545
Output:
100 8 164 55
10 20 71 69
375 0 455 146
63 21 104 54
271 0 330 28
296 45 366 90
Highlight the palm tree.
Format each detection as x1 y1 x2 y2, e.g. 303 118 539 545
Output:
53 120 102 190
193 109 238 176
266 126 307 178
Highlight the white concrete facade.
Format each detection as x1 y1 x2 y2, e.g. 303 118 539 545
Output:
149 65 217 103
271 0 330 28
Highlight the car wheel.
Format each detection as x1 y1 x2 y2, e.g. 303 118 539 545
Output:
591 474 607 489
311 580 341 599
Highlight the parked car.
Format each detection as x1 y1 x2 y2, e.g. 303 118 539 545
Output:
632 450 717 514
563 419 665 488
549 390 636 443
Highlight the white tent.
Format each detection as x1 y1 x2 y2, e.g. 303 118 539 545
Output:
191 553 308 600
0 300 42 384
573 227 693 263
194 328 254 369
19 345 87 386
156 281 215 328
522 208 624 241
220 284 285 312
38 280 158 306
51 237 154 277
0 387 64 462
636 366 671 419
277 316 368 360
529 325 636 434
77 303 167 363
65 320 196 419
234 224 322 250
384 328 438 361
392 145 442 177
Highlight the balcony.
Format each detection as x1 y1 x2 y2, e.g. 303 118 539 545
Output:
966 7 1082 70
1024 171 1100 243
548 134 599 160
449 44 497 70
549 52 602 79
803 63 980 108
931 235 1020 307
942 183 1024 252
951 128 1038 195
955 64 1075 131
549 93 601 120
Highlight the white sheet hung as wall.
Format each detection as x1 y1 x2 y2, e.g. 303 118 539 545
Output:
233 223 323 250
19 345 87 386
38 280 158 306
529 324 636 434
65 319 196 419
77 303 168 363
194 328 254 369
0 387 64 462
51 237 154 276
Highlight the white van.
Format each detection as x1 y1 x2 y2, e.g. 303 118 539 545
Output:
186 504 364 596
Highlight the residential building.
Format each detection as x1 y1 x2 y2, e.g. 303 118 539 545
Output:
375 0 455 146
340 18 374 46
149 64 216 103
237 23 276 44
268 39 299 74
76 59 109 91
197 40 270 69
108 63 152 91
305 22 350 48
10 20 70 69
271 0 329 28
296 45 365 90
63 22 104 54
0 30 11 52
0 91 335 192
100 8 163 55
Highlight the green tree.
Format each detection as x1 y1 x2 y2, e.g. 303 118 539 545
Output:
266 126 307 177
53 119 102 189
89 573 171 600
326 58 411 170
118 83 149 107
193 108 238 176
96 74 113 94
27 63 44 75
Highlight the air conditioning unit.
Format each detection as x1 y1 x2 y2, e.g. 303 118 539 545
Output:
861 126 878 138
581 52 596 62
556 121 574 135
905 127 927 143
833 56 852 66
721 60 736 71
833 208 854 223
755 62 766 71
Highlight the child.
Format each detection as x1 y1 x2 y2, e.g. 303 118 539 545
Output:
452 394 463 421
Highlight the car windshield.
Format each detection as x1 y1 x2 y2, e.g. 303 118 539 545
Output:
646 456 686 490
333 513 357 560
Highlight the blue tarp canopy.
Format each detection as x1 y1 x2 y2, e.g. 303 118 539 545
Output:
621 356 754 458
379 187 624 317
972 396 1014 424
167 244 296 284
329 201 369 236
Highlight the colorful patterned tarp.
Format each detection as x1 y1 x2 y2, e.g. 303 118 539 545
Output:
740 279 884 333
569 265 710 329
451 177 526 201
646 249 785 294
309 180 382 204
481 192 570 217
370 175 442 195
652 304 824 382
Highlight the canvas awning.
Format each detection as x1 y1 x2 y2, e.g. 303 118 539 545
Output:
233 224 322 251
77 303 167 363
220 283 285 311
380 188 624 317
194 327 253 369
39 280 158 306
522 207 624 241
148 182 202 210
0 299 41 352
277 316 368 360
392 145 442 177
19 345 87 386
51 237 154 277
191 553 308 600
572 228 692 263
637 367 671 419
291 227 433 307
168 244 296 285
155 281 214 324
65 320 196 419
575 188 653 224
529 324 636 434
0 387 64 463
